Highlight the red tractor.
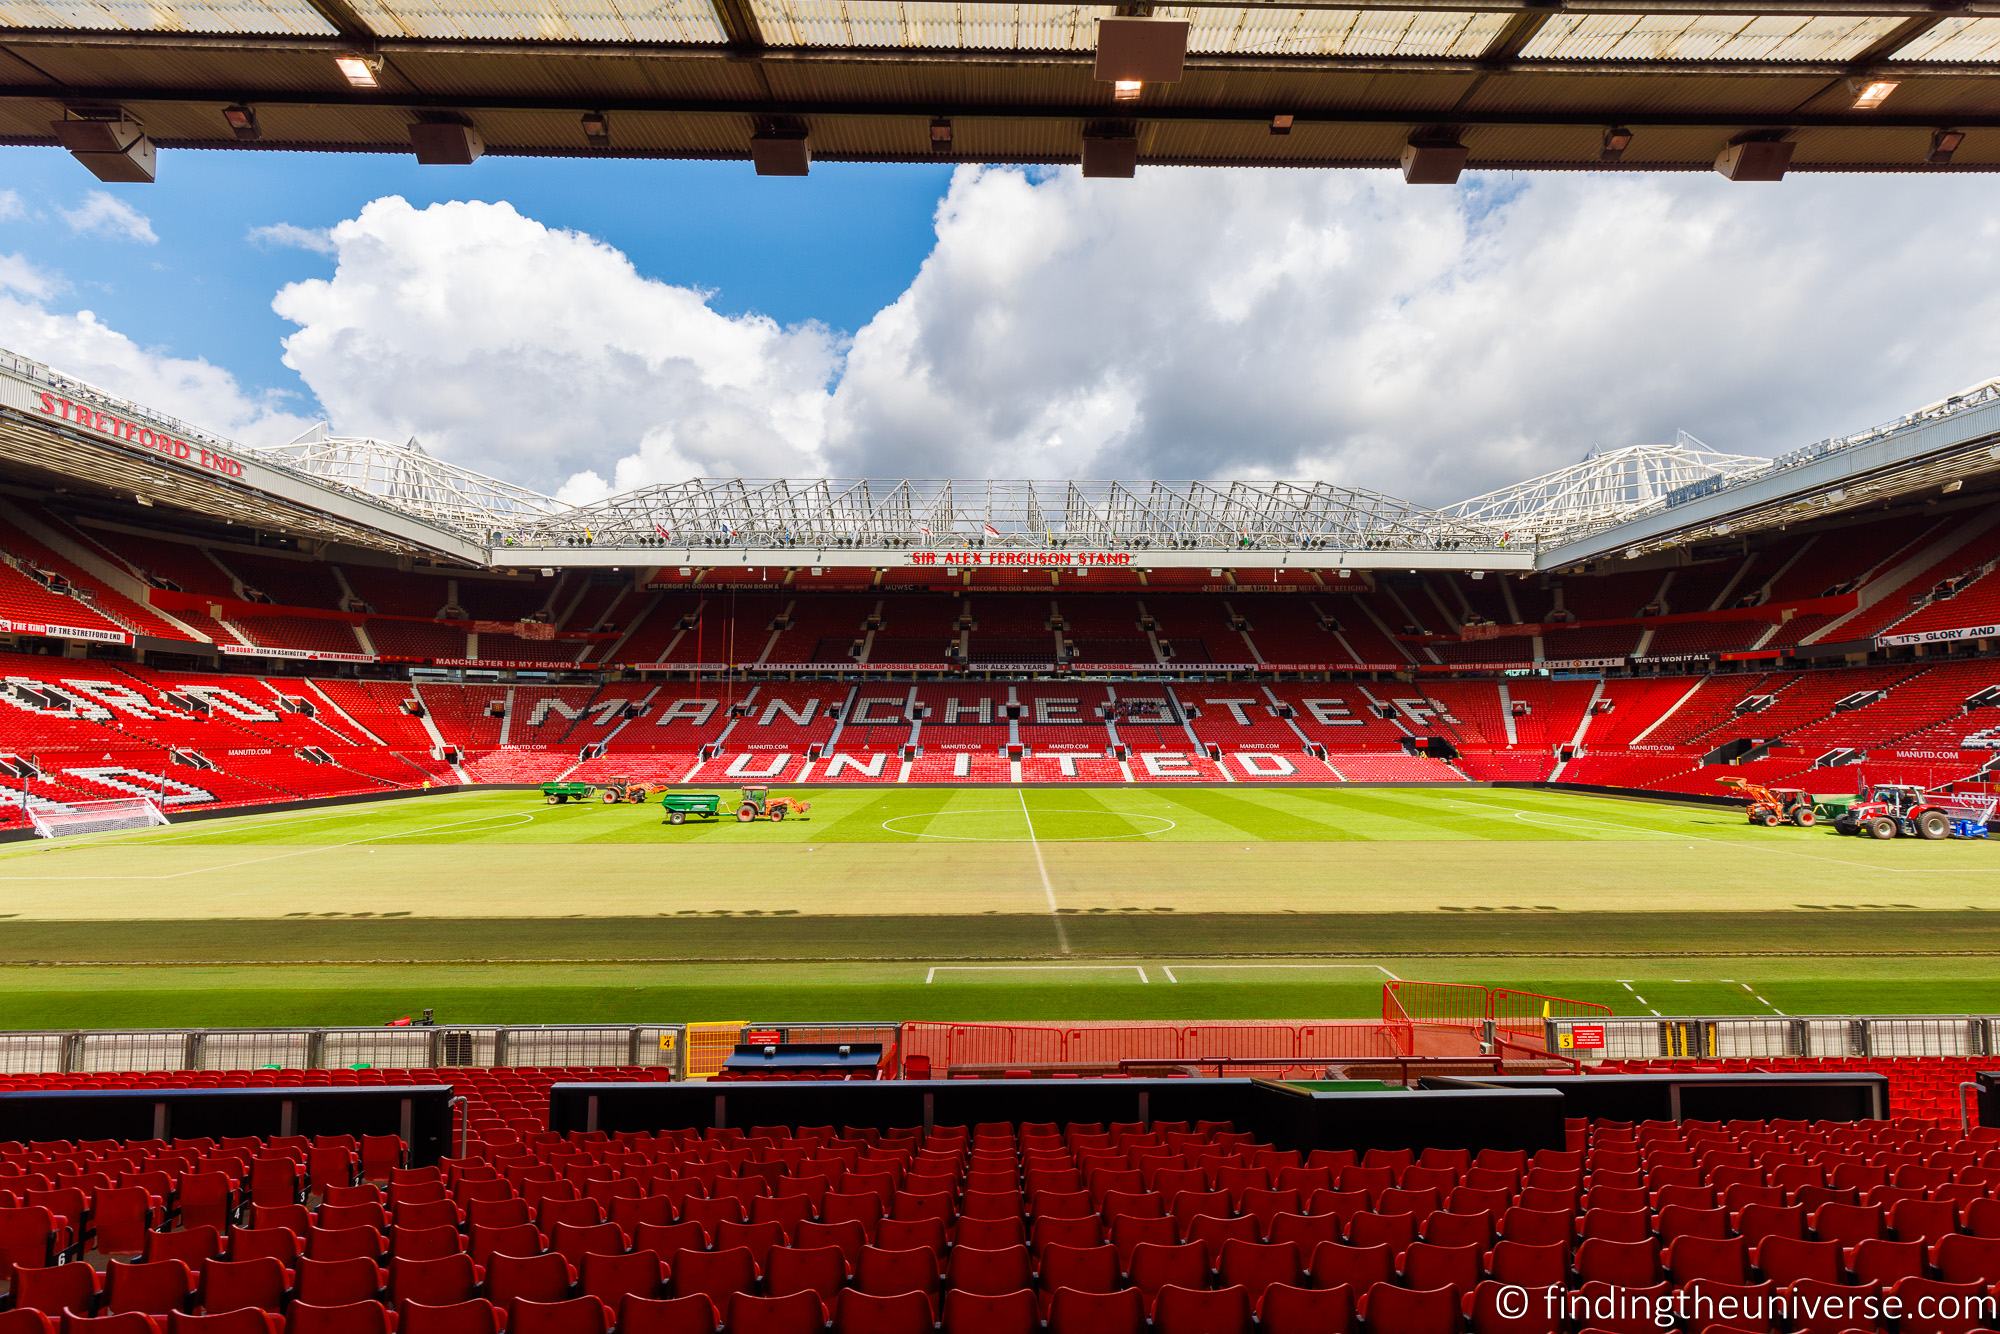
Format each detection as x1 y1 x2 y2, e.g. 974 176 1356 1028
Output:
1717 777 1817 827
1834 783 1994 840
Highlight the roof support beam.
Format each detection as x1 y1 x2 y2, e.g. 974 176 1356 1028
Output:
705 0 767 52
10 84 2000 122
1477 8 1556 62
9 32 2000 77
295 0 378 41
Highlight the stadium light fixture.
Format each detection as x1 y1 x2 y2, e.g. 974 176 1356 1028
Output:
410 119 484 164
1930 128 1966 164
222 104 260 141
1270 114 1294 136
1715 135 1792 181
334 54 382 88
580 111 611 149
930 117 953 153
1112 79 1144 101
751 119 812 175
1400 133 1468 185
1082 125 1139 177
51 111 155 182
1095 17 1188 86
1943 479 1964 494
1601 126 1632 162
1849 78 1899 110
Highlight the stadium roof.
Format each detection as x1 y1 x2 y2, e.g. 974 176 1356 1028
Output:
6 342 2000 573
6 0 2000 173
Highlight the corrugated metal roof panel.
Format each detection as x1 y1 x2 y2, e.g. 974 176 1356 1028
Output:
0 0 332 33
1181 7 1509 58
21 42 354 89
747 2 1507 56
1894 16 2000 62
1524 12 1904 62
347 0 726 42
748 0 1111 50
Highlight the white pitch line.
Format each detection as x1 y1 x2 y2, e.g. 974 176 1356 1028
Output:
1017 789 1070 954
924 965 1145 984
0 810 539 882
1159 963 1402 985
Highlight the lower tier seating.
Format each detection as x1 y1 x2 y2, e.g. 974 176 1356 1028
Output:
8 1103 2000 1334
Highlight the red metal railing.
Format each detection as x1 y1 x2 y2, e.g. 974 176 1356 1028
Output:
899 1020 1405 1077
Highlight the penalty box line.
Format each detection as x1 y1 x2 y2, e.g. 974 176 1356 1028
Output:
926 965 1150 984
1160 964 1408 988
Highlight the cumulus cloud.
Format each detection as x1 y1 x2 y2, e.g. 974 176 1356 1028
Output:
25 170 2000 509
822 168 2000 503
60 191 158 245
0 191 24 223
0 253 59 302
248 222 337 256
272 197 840 497
0 252 313 445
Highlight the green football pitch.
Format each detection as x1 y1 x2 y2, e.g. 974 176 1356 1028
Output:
2 784 1998 1029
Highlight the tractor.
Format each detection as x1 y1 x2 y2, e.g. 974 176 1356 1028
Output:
1717 777 1817 828
736 785 810 822
1834 783 1997 840
598 777 652 804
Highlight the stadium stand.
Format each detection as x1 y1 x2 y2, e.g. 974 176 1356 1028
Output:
14 451 2000 813
14 1071 2000 1334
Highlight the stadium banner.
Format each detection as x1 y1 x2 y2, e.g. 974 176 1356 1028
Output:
8 379 249 480
218 644 376 663
432 657 583 670
907 549 1139 570
1634 652 1717 665
0 617 130 645
1878 623 2000 647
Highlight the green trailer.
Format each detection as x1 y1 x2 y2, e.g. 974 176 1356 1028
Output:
660 791 723 825
540 781 597 805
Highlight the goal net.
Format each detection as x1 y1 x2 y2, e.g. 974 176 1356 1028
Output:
29 797 170 839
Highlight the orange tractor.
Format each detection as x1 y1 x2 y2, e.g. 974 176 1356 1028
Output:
735 785 810 822
1717 777 1818 827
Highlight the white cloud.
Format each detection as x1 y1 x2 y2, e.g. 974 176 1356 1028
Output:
0 191 24 223
0 275 314 446
248 222 337 256
821 168 2000 504
0 253 60 303
22 170 2000 512
60 191 158 245
272 197 840 498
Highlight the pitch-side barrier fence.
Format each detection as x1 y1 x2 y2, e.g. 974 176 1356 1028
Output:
0 1015 1996 1078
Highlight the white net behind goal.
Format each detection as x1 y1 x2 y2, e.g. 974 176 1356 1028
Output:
29 797 170 839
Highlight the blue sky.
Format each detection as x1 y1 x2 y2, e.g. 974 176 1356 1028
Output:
0 147 953 408
2 148 1997 509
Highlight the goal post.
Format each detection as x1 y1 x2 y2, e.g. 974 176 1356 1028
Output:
28 797 170 839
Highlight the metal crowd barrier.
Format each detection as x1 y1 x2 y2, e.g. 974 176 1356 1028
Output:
3 1017 1999 1081
1554 1015 1999 1061
0 1025 690 1078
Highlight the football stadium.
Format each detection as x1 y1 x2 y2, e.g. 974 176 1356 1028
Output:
10 1 2000 1326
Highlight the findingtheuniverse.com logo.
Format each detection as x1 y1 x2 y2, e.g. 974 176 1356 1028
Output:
1495 1285 2000 1329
